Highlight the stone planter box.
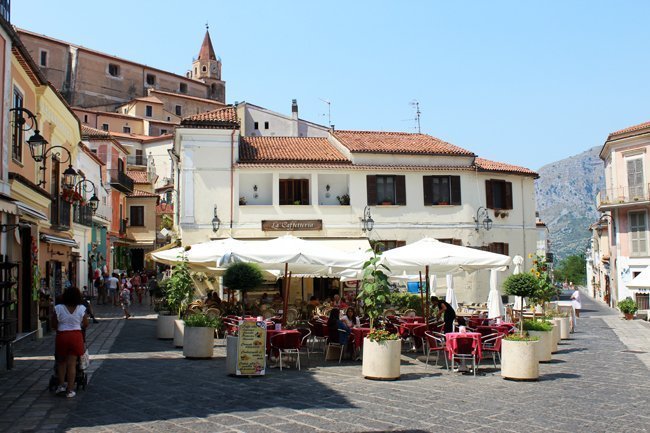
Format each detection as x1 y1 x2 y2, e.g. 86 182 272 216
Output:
156 314 177 340
528 330 553 362
501 339 539 380
226 335 238 375
362 338 401 380
558 317 571 340
550 320 560 353
183 327 215 359
173 320 185 348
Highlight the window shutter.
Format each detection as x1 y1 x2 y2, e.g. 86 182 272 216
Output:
279 179 287 205
395 175 406 205
485 180 494 209
366 175 377 205
450 176 461 205
504 243 509 256
300 179 309 205
505 181 513 210
396 240 406 248
423 176 433 205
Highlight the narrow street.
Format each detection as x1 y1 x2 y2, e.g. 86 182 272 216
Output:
1 295 649 433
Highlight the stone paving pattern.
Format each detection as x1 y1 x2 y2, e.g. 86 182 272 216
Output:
1 294 649 433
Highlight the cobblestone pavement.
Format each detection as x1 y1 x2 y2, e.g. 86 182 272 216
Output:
1 294 649 433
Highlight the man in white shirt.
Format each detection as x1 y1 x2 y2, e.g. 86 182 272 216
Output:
107 273 120 307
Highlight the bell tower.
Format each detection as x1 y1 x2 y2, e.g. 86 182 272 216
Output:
191 24 225 103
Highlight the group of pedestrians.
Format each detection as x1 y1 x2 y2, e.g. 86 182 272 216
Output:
92 270 154 319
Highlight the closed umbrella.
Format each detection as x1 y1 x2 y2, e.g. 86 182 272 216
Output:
512 255 527 310
445 274 458 311
487 269 504 319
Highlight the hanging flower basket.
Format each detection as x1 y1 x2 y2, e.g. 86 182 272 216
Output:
61 189 86 205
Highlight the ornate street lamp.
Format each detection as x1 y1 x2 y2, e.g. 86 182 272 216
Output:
361 206 374 233
474 206 493 232
596 213 615 235
10 107 78 190
211 205 221 232
74 179 100 214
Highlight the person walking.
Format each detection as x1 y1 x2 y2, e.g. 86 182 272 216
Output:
120 284 132 319
570 282 582 318
51 287 89 398
94 274 106 305
107 272 120 306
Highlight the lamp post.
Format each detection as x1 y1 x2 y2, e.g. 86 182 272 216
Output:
10 107 78 190
74 179 100 214
474 206 493 232
361 206 374 233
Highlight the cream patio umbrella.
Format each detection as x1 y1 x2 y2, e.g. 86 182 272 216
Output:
512 255 527 311
445 274 459 311
486 269 505 319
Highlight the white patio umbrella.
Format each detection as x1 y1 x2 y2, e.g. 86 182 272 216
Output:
151 237 248 270
486 269 504 319
445 274 458 311
512 255 527 310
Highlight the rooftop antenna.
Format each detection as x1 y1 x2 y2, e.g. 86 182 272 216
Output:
410 100 421 133
319 98 332 128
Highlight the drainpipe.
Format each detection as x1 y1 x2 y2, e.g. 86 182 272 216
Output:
230 129 236 230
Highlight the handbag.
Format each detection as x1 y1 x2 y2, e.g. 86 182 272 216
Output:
80 349 91 370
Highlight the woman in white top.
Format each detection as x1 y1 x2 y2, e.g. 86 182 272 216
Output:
570 282 582 318
51 287 89 398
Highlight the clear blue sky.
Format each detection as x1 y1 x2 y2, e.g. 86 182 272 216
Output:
13 1 650 170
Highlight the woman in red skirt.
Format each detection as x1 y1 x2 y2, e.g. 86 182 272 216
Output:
51 287 89 398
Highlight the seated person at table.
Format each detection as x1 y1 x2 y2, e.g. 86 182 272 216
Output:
260 292 272 304
327 308 351 347
332 294 347 309
306 296 320 317
431 296 456 333
341 307 358 328
206 292 222 307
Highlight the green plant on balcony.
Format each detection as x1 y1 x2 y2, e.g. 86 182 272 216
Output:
336 193 350 205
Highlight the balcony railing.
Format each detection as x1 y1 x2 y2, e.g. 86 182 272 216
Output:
108 169 134 193
51 198 71 230
0 0 10 23
73 204 94 227
127 154 148 166
597 183 650 208
119 218 128 234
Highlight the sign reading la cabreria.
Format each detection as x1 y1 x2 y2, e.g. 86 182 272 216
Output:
261 219 323 231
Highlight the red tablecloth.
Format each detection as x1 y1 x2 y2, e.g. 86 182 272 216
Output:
266 329 301 355
398 321 426 337
399 316 425 323
351 327 371 350
445 332 482 361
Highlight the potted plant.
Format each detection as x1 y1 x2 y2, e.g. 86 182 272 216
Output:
336 193 350 205
239 196 247 205
523 320 553 362
358 250 401 380
182 312 221 359
157 249 195 340
502 272 540 380
618 297 638 320
223 263 264 316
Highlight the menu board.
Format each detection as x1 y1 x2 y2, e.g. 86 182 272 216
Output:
236 319 267 376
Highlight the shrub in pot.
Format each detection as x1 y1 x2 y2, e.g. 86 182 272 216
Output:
502 272 540 380
358 249 401 380
157 249 196 339
617 297 638 320
223 262 264 317
183 312 221 359
523 320 553 362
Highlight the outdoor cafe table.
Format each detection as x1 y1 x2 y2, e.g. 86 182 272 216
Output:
266 328 301 356
445 332 482 362
399 316 424 323
398 321 426 337
351 327 371 351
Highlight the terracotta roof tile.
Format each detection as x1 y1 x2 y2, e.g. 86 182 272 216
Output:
239 137 349 163
333 130 475 156
181 106 239 128
127 171 151 184
474 158 538 177
127 189 158 198
608 121 650 139
81 125 112 139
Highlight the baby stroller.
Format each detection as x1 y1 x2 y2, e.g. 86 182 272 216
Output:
48 329 88 393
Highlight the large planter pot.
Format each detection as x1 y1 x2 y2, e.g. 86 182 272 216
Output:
528 330 553 362
173 320 185 348
624 313 635 320
558 317 571 340
550 320 560 353
362 338 401 380
157 314 177 340
501 339 539 380
183 327 215 359
226 335 238 375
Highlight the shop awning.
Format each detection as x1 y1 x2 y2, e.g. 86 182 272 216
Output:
0 198 17 215
129 232 156 246
16 201 47 221
40 234 79 248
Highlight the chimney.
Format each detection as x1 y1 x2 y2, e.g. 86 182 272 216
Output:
291 99 299 137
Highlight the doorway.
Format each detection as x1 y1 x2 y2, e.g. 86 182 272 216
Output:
131 249 144 272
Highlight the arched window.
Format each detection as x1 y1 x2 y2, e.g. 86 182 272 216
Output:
202 65 207 72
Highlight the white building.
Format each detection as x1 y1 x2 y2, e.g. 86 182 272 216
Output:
172 106 539 303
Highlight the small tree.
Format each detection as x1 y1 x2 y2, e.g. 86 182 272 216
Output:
165 251 195 317
357 250 392 331
503 273 538 334
528 253 560 316
223 262 264 315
